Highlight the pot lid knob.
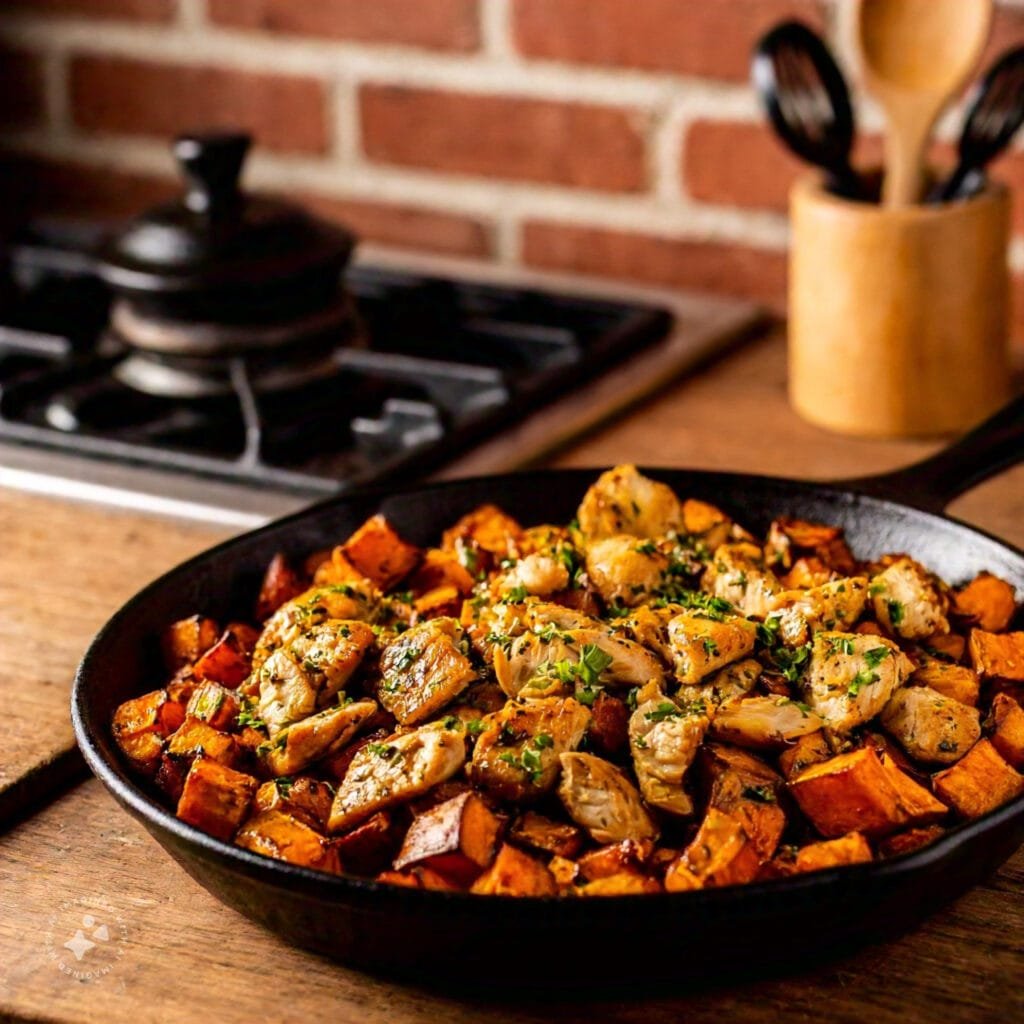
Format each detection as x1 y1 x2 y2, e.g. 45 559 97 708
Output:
174 131 251 218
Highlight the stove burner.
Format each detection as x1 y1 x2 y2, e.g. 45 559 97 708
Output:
109 296 356 357
0 221 673 498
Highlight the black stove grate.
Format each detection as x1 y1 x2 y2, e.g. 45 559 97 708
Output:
0 221 672 497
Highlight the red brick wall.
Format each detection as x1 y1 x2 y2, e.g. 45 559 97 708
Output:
0 0 1023 338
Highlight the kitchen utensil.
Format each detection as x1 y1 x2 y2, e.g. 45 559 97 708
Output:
94 131 355 323
854 0 993 206
931 45 1024 203
789 174 1010 437
752 20 863 198
72 394 1024 984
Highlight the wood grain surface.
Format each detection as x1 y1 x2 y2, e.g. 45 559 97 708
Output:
1 327 1023 1022
0 491 227 820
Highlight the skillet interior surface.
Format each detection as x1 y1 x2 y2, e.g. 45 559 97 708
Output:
72 468 1024 985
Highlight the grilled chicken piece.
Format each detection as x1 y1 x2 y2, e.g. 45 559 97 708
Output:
498 551 571 598
710 695 824 749
254 583 379 670
766 577 869 646
802 632 913 734
880 686 981 765
613 603 679 662
629 698 709 816
262 699 378 776
678 657 761 709
584 535 669 608
470 697 591 801
256 620 375 736
377 617 477 725
494 626 664 698
576 464 684 540
666 611 758 684
702 543 783 619
558 752 659 843
327 721 467 833
870 558 950 640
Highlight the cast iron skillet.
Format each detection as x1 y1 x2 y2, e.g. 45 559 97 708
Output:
73 396 1024 985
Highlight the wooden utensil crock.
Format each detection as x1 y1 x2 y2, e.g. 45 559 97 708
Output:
788 174 1011 437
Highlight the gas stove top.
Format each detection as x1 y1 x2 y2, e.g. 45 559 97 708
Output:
0 221 763 527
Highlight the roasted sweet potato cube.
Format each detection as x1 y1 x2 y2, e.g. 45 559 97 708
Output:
412 585 463 622
700 743 786 860
176 757 257 841
793 832 872 874
407 549 476 596
781 557 834 590
878 825 945 858
235 809 341 873
111 689 186 775
578 870 662 895
469 843 557 896
789 747 947 838
442 505 523 564
548 855 580 888
311 547 368 588
921 633 967 664
254 776 335 830
577 839 654 881
376 867 460 891
586 691 630 755
341 514 421 589
167 716 239 767
332 811 405 875
990 693 1024 769
255 552 305 621
664 808 761 891
393 792 503 884
186 682 240 732
774 516 843 550
509 811 584 859
953 572 1018 632
779 730 832 779
911 663 980 706
193 629 253 689
933 739 1024 819
162 614 220 671
969 630 1024 682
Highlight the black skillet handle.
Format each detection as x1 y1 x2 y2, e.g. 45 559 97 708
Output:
841 393 1024 513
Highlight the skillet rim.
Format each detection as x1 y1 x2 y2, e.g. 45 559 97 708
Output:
72 465 1024 913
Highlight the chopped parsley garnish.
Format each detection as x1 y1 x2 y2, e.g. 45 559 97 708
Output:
886 600 906 627
501 585 530 604
532 733 554 749
442 716 461 730
742 785 776 803
465 718 486 737
702 636 720 658
237 699 267 733
868 581 886 596
863 646 891 669
366 743 399 760
274 776 294 797
847 670 879 697
645 701 683 722
634 540 658 556
825 636 856 657
498 745 544 784
655 587 734 620
395 646 422 670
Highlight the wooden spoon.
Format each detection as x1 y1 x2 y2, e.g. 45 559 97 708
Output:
854 0 992 206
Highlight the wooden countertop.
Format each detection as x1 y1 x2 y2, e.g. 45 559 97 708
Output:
2 326 1023 1023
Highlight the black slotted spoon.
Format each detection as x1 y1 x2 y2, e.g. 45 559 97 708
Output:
932 45 1024 202
752 20 864 199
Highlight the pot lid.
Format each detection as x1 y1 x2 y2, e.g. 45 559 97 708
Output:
94 132 356 296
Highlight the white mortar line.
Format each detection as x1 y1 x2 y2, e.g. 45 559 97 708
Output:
480 0 513 60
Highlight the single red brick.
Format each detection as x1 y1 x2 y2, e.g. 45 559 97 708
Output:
0 48 47 129
4 0 175 19
208 0 480 52
522 220 787 310
0 154 176 221
70 56 329 154
685 121 804 210
360 85 648 192
297 192 492 259
513 0 826 82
